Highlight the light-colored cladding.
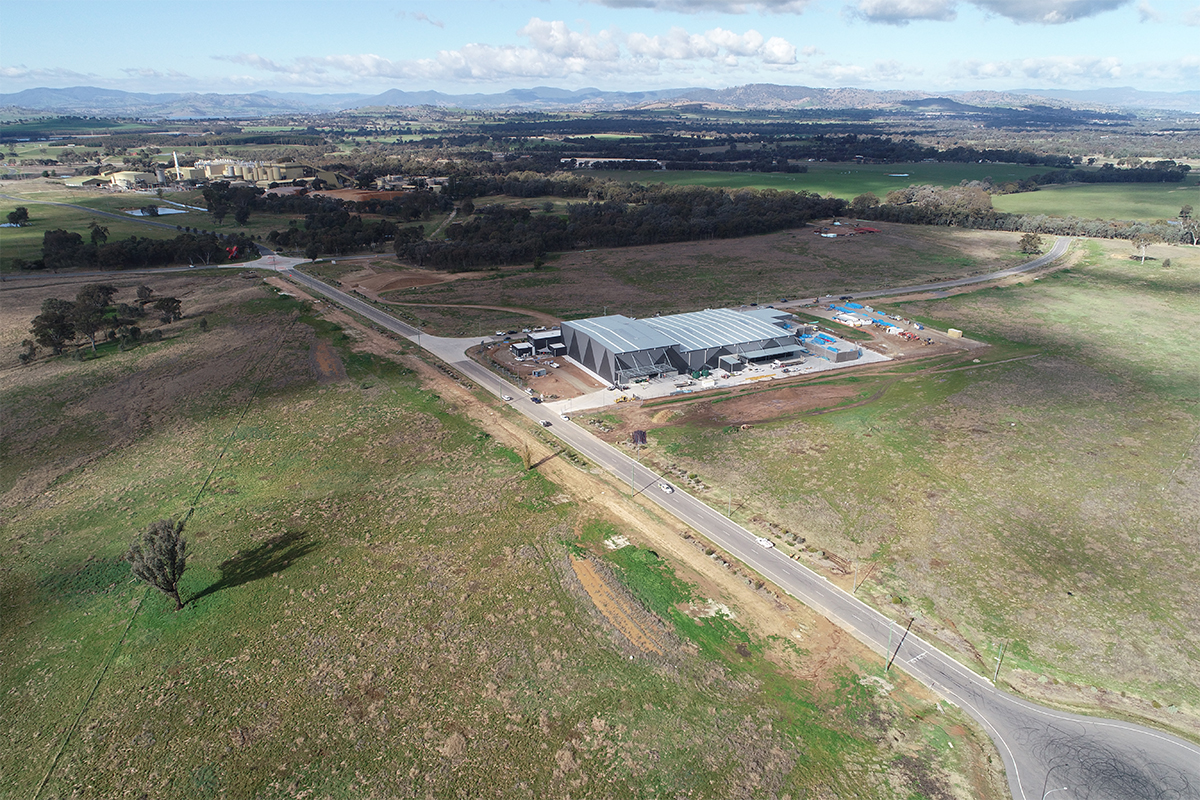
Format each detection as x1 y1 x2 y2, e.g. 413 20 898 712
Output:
562 308 801 383
642 308 790 353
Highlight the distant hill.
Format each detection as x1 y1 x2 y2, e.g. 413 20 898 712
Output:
2 83 1198 118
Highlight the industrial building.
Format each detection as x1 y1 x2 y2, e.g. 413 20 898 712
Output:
180 159 307 185
560 307 824 384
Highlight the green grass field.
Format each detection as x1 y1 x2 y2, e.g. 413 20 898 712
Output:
629 237 1200 730
587 161 1051 199
0 197 199 269
993 179 1200 222
0 275 994 799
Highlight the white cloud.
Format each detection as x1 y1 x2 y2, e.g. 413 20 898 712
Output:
1136 1 1161 21
852 0 957 23
519 18 621 60
849 0 1129 23
411 12 444 28
214 19 799 86
971 0 1130 22
810 58 917 83
587 0 815 13
762 37 798 64
705 27 766 55
1183 4 1200 24
121 68 191 82
627 27 721 58
955 55 1124 83
0 65 94 82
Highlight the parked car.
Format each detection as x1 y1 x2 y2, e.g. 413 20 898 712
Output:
755 536 774 549
531 397 542 404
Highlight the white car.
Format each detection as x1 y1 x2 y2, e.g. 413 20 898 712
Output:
755 536 774 549
659 483 674 494
501 395 513 401
561 414 570 421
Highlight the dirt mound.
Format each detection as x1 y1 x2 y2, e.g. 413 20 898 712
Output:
348 267 447 293
570 555 668 656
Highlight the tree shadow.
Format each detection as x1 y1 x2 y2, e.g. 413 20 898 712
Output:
531 449 563 470
189 530 320 606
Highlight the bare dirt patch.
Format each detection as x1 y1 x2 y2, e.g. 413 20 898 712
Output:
341 265 449 293
308 339 346 383
570 555 667 656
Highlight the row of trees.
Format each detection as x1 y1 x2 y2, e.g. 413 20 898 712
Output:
396 184 846 271
27 283 181 358
13 228 257 271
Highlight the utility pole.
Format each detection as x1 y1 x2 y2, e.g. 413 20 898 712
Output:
728 489 732 517
993 641 1006 684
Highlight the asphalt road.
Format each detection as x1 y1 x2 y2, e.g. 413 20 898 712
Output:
279 263 1200 800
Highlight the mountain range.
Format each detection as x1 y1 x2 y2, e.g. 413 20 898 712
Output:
2 84 1199 118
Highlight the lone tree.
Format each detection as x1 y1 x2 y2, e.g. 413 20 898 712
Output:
1181 205 1197 246
72 283 117 352
153 296 182 323
1019 233 1043 254
30 298 76 355
6 206 30 226
1132 233 1161 263
126 518 188 611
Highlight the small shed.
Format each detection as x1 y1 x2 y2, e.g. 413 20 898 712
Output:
719 354 744 372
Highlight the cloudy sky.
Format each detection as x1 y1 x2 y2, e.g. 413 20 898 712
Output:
3 0 1198 95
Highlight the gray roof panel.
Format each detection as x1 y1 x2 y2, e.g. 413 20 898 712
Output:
642 308 790 352
563 315 677 354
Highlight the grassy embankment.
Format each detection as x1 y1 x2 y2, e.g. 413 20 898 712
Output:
627 237 1200 732
1 275 993 799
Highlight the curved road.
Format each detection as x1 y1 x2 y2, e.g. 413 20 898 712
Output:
276 261 1200 800
849 235 1072 300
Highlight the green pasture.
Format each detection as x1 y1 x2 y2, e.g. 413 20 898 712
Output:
0 118 155 137
587 161 1051 200
0 282 976 799
0 198 196 270
638 237 1200 717
993 179 1200 222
